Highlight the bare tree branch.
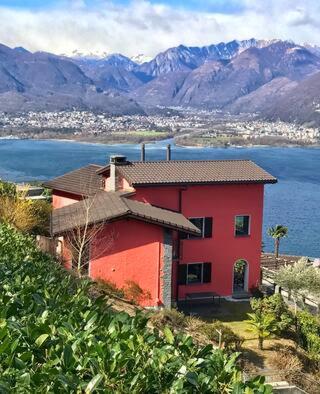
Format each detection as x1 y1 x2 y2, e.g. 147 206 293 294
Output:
59 172 114 276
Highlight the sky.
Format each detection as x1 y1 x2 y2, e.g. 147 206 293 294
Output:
0 0 319 57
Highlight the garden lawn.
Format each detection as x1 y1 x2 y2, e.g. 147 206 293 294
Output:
180 299 254 340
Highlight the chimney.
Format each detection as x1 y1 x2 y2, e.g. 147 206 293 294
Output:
141 143 145 162
166 144 171 161
109 155 127 191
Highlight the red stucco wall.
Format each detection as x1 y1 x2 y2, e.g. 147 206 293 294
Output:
52 176 265 303
52 190 81 209
134 186 181 211
89 219 165 307
132 183 264 298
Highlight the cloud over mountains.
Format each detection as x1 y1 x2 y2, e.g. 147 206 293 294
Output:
0 0 319 57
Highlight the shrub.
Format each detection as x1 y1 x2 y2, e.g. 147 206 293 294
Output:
123 280 151 304
306 333 320 362
270 346 303 373
200 320 244 350
150 308 186 329
246 312 277 350
251 294 293 333
184 315 204 331
0 180 16 197
297 310 320 364
29 199 51 235
95 278 125 298
250 284 264 298
0 193 51 234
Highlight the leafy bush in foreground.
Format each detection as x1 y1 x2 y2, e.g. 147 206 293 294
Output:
0 224 271 393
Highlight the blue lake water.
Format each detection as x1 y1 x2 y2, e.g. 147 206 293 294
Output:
0 139 319 257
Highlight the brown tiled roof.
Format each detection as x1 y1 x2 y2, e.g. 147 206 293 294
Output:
43 164 104 196
98 160 277 186
51 191 200 236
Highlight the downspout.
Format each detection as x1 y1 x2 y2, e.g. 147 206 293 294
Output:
176 186 187 302
156 239 162 307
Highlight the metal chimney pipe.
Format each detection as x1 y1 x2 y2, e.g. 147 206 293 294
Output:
166 144 171 161
141 143 145 162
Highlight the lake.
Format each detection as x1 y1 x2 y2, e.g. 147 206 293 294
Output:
0 138 319 257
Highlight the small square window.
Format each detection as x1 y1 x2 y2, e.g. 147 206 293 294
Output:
235 215 250 236
187 263 203 284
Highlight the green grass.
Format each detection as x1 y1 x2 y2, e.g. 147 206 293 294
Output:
181 299 255 340
210 300 254 340
120 130 169 137
225 321 254 340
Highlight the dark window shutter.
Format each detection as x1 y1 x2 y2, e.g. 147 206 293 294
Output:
204 217 213 238
244 216 250 234
203 262 212 283
178 264 187 285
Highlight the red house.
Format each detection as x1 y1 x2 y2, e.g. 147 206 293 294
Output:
45 147 276 308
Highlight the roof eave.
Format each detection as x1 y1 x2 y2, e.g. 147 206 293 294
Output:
127 213 201 235
130 179 278 187
52 211 200 237
51 211 129 236
43 183 92 197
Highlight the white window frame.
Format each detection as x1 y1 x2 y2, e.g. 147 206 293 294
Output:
234 215 251 237
186 262 204 284
187 217 205 239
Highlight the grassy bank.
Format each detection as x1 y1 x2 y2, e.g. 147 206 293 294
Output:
0 224 269 393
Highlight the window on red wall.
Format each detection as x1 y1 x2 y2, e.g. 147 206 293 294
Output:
178 262 212 285
187 217 212 239
235 215 250 236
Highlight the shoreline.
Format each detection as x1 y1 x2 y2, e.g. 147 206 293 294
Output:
1 135 320 149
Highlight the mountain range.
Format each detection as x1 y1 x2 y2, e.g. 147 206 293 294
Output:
1 38 320 126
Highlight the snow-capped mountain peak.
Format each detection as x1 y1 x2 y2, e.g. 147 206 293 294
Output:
130 54 152 64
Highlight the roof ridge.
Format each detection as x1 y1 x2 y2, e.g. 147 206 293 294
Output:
119 195 132 214
46 164 102 182
96 159 255 175
121 196 156 213
123 196 182 216
129 159 253 164
88 163 103 168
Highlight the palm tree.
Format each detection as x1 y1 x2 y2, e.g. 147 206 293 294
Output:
268 225 288 258
246 312 277 350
